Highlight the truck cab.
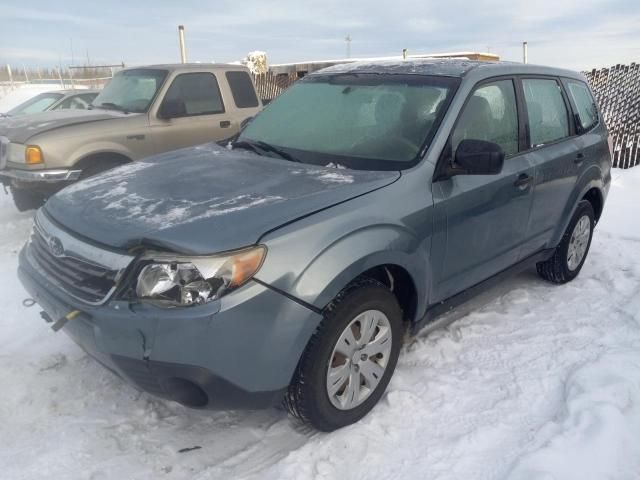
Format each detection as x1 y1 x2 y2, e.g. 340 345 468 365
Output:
0 63 262 211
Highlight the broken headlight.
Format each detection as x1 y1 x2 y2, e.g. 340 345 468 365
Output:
135 246 266 307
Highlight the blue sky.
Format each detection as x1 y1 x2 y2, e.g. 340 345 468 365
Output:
1 0 638 70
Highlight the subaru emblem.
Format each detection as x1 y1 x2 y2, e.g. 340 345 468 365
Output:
48 236 65 257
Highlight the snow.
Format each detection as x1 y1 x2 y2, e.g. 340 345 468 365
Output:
1 168 640 479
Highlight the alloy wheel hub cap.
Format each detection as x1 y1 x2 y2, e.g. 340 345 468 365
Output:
326 309 393 410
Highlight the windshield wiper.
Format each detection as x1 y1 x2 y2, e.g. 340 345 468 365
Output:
232 140 261 155
97 102 130 114
234 139 299 163
233 139 300 163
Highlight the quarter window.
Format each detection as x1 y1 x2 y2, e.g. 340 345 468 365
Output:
522 79 569 147
163 73 224 116
226 71 260 108
566 80 598 132
451 79 519 156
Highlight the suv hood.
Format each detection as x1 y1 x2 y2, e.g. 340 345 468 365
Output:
0 109 134 143
45 144 400 254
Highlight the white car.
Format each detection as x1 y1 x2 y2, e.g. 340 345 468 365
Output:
1 89 99 117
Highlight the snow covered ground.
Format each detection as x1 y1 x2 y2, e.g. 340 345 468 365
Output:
1 168 640 480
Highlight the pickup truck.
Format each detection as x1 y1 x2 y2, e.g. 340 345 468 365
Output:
0 63 262 210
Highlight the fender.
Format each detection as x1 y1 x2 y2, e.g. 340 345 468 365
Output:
280 224 428 321
549 164 604 247
69 141 136 166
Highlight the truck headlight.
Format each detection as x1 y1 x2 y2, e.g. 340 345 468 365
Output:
135 246 266 307
7 143 26 164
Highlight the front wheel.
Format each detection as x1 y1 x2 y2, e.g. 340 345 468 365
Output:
285 279 403 431
10 186 46 212
537 200 595 284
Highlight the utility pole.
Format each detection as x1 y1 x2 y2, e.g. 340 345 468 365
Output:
345 35 352 59
523 41 528 64
178 25 187 63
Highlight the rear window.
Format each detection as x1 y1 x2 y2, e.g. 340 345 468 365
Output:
565 80 598 132
522 78 570 148
226 71 260 108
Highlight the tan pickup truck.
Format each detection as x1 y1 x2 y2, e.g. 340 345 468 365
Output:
0 63 263 210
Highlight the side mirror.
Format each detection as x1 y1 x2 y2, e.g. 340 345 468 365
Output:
158 99 186 119
453 139 504 176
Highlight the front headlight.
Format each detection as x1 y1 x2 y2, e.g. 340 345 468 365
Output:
135 246 266 307
7 143 26 164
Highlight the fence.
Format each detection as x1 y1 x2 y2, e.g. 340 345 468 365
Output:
252 72 298 101
585 63 640 169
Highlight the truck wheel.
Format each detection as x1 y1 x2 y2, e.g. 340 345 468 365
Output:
10 186 46 212
285 278 403 431
537 200 595 284
78 157 128 180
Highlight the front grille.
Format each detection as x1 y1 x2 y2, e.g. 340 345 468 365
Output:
28 229 119 304
0 137 8 169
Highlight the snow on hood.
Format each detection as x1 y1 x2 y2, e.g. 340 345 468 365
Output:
45 143 399 254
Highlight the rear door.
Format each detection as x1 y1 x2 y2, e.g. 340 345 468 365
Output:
431 77 536 302
149 71 234 153
517 77 582 257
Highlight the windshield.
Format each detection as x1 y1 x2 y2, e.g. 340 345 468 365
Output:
7 92 64 116
239 74 458 170
92 69 168 113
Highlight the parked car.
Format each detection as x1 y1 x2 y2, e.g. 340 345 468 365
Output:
2 89 99 117
0 63 262 211
17 60 611 431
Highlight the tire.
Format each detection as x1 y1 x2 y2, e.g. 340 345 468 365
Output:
10 186 46 212
285 278 404 431
78 157 127 180
537 200 595 284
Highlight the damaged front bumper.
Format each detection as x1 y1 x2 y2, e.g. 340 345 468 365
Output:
18 247 322 409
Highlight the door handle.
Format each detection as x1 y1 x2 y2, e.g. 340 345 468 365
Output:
574 152 585 164
220 120 231 128
514 173 533 190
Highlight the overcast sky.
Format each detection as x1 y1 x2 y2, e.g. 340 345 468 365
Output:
1 0 638 71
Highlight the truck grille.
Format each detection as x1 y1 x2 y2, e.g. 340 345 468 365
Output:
0 137 8 170
28 230 119 304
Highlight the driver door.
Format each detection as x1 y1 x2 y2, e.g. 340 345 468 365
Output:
149 72 235 154
430 78 536 302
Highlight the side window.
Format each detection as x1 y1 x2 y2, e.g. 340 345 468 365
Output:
451 79 519 156
522 79 569 147
225 71 260 108
163 73 224 116
54 95 92 110
565 80 598 132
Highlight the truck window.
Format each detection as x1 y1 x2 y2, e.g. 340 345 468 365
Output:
565 80 598 132
163 72 225 116
226 71 260 108
522 79 570 147
451 79 519 156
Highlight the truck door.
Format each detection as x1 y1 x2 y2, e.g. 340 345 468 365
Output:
431 78 536 302
149 72 235 154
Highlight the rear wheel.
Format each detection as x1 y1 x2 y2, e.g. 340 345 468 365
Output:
10 186 46 212
537 200 595 284
285 279 403 431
